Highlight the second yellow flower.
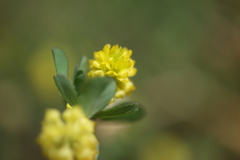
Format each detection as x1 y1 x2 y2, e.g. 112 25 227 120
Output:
88 44 137 99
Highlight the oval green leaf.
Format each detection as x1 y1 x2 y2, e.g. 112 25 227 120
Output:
79 77 116 118
73 56 88 80
52 48 69 77
78 55 88 75
92 102 144 121
73 70 86 96
53 75 80 106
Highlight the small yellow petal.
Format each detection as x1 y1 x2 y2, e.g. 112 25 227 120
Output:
108 57 114 63
108 45 118 58
93 61 100 68
118 69 129 77
55 144 73 160
114 61 123 70
131 60 136 68
66 104 72 109
79 119 95 133
124 60 132 69
117 77 129 83
95 70 104 77
129 68 137 77
94 51 106 62
94 51 100 60
127 50 132 57
124 81 136 94
118 54 125 63
103 44 111 53
88 60 94 69
105 62 111 70
76 147 98 160
122 48 128 55
106 70 118 77
87 70 95 77
63 107 85 122
111 44 119 52
115 90 125 98
44 109 61 122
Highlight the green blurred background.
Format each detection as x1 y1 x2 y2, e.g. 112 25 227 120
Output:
2 0 240 159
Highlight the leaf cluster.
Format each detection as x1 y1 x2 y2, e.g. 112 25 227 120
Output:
52 48 143 121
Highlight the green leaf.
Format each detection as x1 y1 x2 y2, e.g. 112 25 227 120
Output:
92 102 144 121
53 75 80 106
79 77 116 118
73 70 86 96
73 56 88 80
72 56 88 94
52 48 69 77
78 55 88 75
72 65 79 83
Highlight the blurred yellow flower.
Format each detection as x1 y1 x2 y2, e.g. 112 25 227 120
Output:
88 44 137 99
37 105 98 160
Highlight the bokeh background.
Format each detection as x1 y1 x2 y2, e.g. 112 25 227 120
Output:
1 0 240 159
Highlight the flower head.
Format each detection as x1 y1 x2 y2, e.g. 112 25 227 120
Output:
37 105 98 160
88 44 137 99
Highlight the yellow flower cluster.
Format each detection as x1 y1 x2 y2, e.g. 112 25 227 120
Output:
88 44 137 99
37 104 98 160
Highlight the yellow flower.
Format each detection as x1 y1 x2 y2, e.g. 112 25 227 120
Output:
88 44 137 99
37 104 98 160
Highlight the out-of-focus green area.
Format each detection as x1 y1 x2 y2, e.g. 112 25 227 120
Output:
2 0 240 160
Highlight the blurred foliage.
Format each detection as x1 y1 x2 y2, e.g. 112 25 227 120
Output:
2 0 240 160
